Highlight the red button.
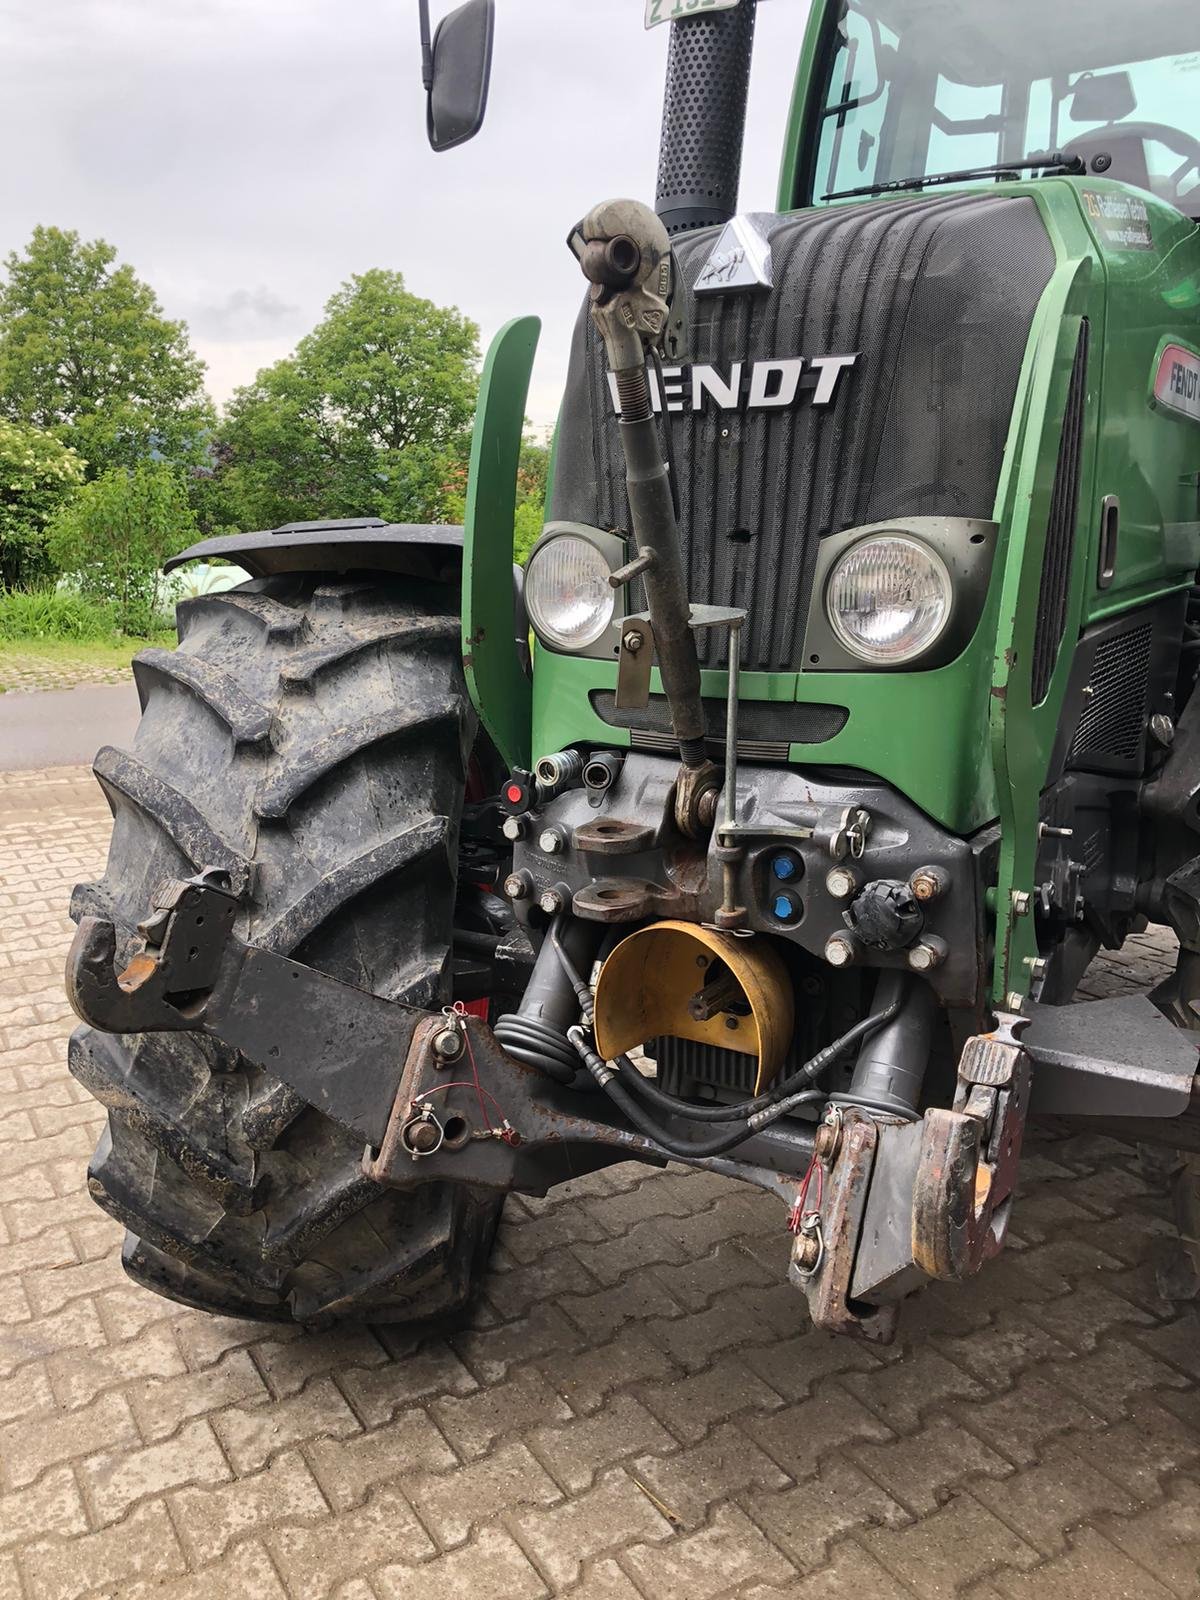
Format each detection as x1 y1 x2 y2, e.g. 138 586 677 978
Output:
506 784 524 805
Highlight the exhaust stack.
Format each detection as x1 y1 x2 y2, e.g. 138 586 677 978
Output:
655 1 758 237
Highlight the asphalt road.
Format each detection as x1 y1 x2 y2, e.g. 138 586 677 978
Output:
0 681 141 770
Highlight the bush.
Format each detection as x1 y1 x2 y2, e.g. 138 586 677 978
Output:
0 419 86 590
0 586 118 641
46 461 197 635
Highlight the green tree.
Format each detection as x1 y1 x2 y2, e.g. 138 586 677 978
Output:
0 418 85 589
219 269 479 530
513 437 550 564
0 226 214 476
47 461 197 634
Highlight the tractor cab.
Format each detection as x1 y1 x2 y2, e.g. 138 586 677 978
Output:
799 0 1200 215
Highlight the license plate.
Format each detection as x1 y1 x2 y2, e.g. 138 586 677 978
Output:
645 0 742 30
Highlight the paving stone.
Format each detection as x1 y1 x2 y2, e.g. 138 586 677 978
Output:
18 1497 188 1600
0 1467 87 1552
640 1354 786 1446
430 1368 573 1462
81 1416 231 1526
0 1389 138 1490
541 1325 678 1416
266 1484 436 1600
119 1539 289 1600
862 1494 1043 1597
407 1441 561 1547
128 1344 269 1440
375 1525 545 1600
512 1469 672 1589
741 1541 913 1599
743 1383 895 1481
622 1502 796 1600
849 1417 1012 1517
991 1524 1175 1600
171 1451 329 1564
306 1409 457 1510
213 1376 363 1474
529 1393 676 1494
1100 1479 1200 1598
629 1421 790 1531
335 1341 477 1427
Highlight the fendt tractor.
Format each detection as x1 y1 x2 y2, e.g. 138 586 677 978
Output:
65 0 1200 1341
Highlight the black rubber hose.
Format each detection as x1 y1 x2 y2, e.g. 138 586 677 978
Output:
614 1000 903 1124
594 1067 763 1158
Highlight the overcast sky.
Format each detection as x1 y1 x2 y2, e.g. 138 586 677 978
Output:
0 0 811 429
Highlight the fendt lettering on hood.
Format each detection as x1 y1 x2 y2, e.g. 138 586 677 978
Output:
606 355 859 416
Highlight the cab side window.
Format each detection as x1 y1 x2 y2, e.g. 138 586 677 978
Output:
813 7 894 199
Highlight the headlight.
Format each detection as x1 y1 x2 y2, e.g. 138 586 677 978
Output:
526 534 615 651
825 535 953 665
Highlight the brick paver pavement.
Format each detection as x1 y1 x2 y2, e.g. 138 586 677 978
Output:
0 658 131 696
1 763 1199 1600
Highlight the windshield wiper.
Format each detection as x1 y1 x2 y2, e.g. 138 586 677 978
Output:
823 153 1085 203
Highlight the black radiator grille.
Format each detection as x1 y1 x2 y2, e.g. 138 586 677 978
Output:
551 193 1056 674
1069 624 1153 766
1032 323 1090 705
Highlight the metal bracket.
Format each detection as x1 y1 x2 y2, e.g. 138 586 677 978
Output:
615 614 655 711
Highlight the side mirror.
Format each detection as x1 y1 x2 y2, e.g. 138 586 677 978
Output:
422 0 495 153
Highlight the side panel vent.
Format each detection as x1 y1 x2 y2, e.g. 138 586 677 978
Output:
1031 323 1090 705
1069 624 1153 766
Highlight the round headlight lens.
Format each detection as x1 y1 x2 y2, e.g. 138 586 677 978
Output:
526 535 615 651
826 535 953 665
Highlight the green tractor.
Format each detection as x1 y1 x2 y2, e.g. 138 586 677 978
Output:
66 0 1200 1338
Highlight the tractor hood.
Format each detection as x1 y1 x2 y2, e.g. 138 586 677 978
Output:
549 191 1055 675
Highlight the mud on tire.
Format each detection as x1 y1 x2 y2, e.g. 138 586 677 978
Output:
68 574 501 1326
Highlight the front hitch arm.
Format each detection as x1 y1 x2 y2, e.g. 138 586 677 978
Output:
66 873 425 1148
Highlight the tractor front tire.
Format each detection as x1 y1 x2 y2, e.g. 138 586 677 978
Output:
68 573 501 1326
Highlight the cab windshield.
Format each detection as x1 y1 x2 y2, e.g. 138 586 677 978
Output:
805 0 1200 216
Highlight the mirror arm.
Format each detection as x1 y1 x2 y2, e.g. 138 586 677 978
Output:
418 0 434 92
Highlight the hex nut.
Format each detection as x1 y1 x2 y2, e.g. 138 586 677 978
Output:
824 934 856 968
825 867 859 901
1012 891 1031 916
909 866 947 904
538 829 563 855
503 873 529 901
539 888 565 916
501 816 525 842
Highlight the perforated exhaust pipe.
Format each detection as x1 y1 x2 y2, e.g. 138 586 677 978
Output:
656 1 758 236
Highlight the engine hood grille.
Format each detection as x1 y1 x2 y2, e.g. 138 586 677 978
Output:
550 192 1054 674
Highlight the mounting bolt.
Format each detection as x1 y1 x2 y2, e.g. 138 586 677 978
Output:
1012 891 1031 916
1023 955 1048 979
538 829 565 855
908 936 948 973
909 866 948 904
824 933 857 969
624 630 645 655
501 816 526 843
1038 823 1074 840
1151 713 1176 747
432 1027 465 1064
825 866 860 901
539 887 566 916
503 872 530 902
1005 991 1026 1012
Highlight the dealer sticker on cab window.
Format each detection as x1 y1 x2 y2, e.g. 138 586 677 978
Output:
1154 344 1200 425
646 0 741 28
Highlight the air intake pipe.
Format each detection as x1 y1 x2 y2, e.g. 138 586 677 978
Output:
656 1 758 237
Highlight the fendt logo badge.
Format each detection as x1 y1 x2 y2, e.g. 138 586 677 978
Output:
607 355 859 416
1154 344 1200 425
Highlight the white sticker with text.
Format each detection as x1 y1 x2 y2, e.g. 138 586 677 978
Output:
1155 344 1200 425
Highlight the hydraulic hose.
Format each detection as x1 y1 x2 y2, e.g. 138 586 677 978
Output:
568 1028 765 1158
